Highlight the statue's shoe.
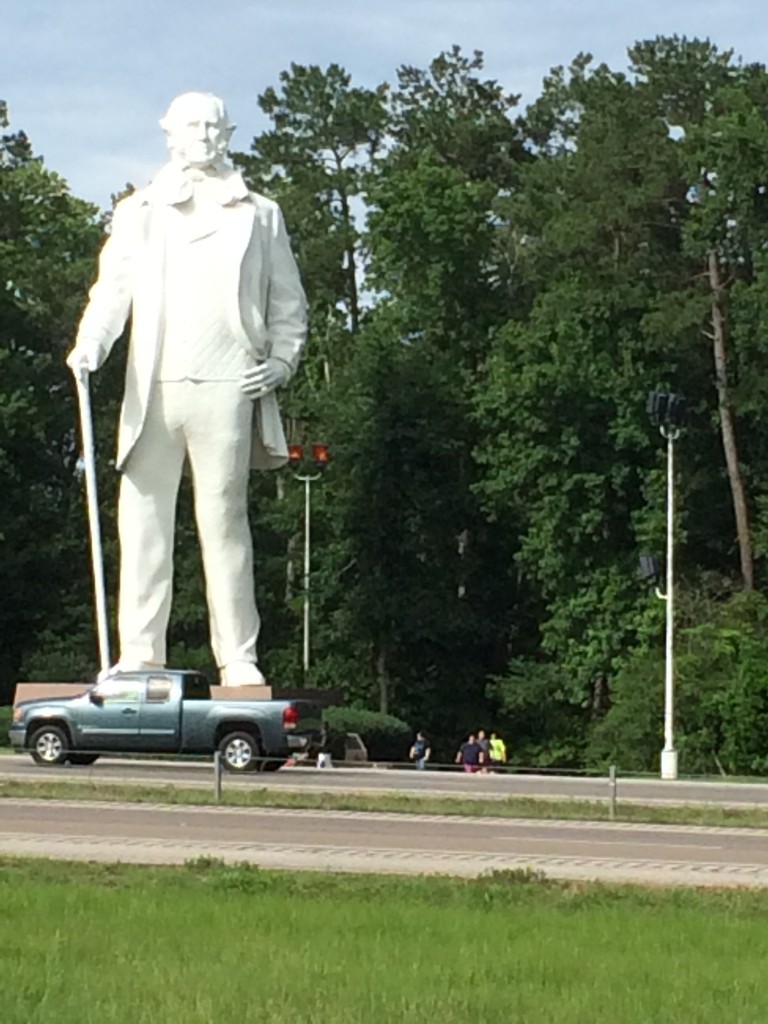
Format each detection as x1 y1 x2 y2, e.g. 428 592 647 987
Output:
219 662 266 687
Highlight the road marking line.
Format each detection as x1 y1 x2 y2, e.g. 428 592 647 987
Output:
498 836 725 851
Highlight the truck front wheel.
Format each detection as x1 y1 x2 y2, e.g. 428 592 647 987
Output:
29 725 70 767
67 754 100 766
218 731 262 773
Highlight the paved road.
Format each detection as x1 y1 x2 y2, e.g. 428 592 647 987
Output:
2 754 768 807
1 798 767 887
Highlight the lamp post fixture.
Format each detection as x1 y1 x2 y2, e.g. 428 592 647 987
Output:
287 443 331 678
645 391 687 781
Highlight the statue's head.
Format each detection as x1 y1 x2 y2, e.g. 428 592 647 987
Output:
160 92 235 171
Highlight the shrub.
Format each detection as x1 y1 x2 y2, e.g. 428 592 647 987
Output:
588 590 768 776
0 705 12 747
323 707 412 761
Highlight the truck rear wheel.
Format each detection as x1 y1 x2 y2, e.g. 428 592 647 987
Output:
29 725 70 767
218 731 262 773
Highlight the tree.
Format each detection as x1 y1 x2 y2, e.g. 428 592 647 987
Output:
236 64 388 383
230 66 391 689
474 55 692 749
474 40 768 762
630 37 768 589
367 46 526 361
331 48 528 729
0 102 103 696
230 51 531 739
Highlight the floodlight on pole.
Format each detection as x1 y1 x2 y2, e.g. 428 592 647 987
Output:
646 391 686 781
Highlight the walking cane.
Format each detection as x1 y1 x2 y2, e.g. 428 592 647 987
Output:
74 373 112 674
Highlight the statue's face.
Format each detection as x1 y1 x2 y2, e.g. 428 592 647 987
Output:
165 95 229 169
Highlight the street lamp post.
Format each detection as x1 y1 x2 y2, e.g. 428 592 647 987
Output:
645 391 686 781
287 443 330 677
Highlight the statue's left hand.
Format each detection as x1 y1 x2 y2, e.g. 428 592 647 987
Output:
241 358 290 400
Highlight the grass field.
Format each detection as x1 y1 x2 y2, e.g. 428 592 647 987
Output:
3 857 768 1023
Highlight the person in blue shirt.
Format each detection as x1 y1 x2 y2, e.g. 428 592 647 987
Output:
409 731 431 770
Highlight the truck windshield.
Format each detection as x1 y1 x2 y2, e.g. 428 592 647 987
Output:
182 674 210 701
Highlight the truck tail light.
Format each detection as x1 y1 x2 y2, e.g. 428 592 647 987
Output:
282 705 299 730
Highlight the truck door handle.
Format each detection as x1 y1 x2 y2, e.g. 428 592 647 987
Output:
121 708 138 715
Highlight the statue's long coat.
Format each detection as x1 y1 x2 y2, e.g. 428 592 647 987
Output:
77 166 307 471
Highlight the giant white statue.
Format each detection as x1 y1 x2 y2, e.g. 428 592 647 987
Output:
66 91 307 686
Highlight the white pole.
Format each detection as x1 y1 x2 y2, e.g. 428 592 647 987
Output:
75 375 111 673
660 428 678 780
303 474 311 676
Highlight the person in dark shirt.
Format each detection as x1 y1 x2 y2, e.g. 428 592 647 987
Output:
455 734 482 774
476 729 491 774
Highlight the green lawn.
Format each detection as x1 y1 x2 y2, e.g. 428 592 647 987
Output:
2 857 768 1023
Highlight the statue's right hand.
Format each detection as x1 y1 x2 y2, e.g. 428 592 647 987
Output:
66 342 101 379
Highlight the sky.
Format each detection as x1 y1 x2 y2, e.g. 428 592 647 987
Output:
4 0 768 211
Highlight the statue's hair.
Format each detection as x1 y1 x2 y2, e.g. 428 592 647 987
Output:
159 92 235 135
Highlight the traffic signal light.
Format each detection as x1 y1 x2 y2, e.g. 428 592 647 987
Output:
312 443 330 469
286 443 331 473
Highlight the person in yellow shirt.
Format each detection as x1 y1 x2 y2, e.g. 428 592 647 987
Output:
489 732 507 772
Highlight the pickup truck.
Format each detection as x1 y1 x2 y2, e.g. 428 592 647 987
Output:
9 670 324 772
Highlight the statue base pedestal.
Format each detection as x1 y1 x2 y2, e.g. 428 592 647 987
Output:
210 685 272 700
13 683 88 704
13 680 341 706
12 681 275 704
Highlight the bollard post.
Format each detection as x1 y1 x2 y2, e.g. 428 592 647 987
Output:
214 751 222 804
608 764 617 821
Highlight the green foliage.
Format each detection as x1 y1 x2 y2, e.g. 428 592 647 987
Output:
0 704 11 745
236 61 388 409
0 105 103 699
589 588 768 774
323 705 412 760
473 41 768 763
585 652 664 773
488 660 594 768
